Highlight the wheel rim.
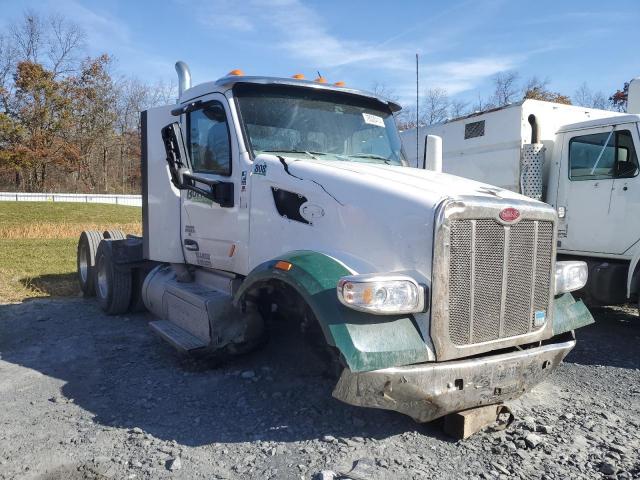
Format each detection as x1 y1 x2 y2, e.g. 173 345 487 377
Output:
97 258 109 299
79 243 89 283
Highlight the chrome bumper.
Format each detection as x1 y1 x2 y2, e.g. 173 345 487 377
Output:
332 335 575 423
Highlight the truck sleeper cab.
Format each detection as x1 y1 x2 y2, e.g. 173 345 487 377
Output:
77 63 594 426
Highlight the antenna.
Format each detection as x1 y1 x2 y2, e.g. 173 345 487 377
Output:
416 53 419 168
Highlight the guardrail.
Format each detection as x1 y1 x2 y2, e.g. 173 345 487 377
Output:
0 192 142 207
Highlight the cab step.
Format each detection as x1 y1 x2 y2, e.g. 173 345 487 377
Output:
149 320 208 352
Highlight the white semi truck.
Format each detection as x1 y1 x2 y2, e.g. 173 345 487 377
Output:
402 83 640 308
77 62 593 429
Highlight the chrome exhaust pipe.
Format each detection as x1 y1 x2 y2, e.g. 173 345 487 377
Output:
175 61 191 101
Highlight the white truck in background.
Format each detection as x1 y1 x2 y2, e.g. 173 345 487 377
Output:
402 79 640 308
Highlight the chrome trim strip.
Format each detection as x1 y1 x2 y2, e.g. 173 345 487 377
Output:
469 220 476 342
498 225 510 338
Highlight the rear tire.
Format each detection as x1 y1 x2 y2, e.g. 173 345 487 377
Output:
103 230 126 240
77 230 103 297
95 241 132 315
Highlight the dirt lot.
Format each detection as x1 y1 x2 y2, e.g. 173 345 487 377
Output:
0 297 638 480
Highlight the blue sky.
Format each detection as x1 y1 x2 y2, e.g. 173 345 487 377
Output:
2 0 639 107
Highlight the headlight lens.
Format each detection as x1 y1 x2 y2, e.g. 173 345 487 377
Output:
337 274 425 314
555 261 588 295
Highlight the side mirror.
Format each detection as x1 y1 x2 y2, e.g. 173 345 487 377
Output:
424 135 443 172
161 122 234 208
182 173 234 208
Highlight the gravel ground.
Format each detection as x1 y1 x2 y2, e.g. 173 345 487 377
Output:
0 297 638 480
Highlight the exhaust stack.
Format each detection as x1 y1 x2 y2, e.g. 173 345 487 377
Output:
627 77 640 114
175 61 191 101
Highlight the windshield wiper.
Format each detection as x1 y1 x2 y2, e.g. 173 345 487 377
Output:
261 149 327 159
347 153 392 164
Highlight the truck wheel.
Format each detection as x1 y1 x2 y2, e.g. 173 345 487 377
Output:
95 241 132 315
103 230 126 240
77 230 103 297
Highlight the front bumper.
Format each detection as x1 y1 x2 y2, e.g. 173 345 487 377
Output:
332 334 575 423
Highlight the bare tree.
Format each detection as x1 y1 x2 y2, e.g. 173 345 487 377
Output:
370 81 400 103
573 82 608 109
471 93 494 113
9 11 44 64
47 14 86 77
0 33 18 113
395 104 417 131
421 87 449 125
522 76 549 95
449 99 469 118
148 79 178 106
491 71 519 106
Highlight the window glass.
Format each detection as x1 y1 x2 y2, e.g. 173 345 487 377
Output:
234 84 406 166
569 130 638 180
188 103 231 175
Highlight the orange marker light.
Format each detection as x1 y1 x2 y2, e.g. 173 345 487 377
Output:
334 81 345 87
314 76 327 84
292 73 305 79
228 244 236 257
228 69 244 76
274 260 293 271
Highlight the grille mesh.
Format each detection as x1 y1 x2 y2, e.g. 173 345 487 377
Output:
447 219 553 346
471 221 504 343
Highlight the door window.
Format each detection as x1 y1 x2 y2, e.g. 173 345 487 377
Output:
569 129 638 180
188 102 232 175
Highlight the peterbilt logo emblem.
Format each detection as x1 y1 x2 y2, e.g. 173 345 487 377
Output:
499 207 520 222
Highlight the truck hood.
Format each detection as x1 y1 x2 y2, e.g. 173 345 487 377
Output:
275 156 530 204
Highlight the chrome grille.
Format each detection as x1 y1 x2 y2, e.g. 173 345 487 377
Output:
447 219 553 346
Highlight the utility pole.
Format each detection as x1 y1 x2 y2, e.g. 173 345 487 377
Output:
416 53 419 168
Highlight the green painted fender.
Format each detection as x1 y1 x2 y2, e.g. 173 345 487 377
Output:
234 250 432 372
552 293 595 336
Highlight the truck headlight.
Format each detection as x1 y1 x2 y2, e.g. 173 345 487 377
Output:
337 274 425 315
555 261 588 295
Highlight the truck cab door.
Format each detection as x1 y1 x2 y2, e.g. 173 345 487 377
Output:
179 93 247 272
557 125 640 255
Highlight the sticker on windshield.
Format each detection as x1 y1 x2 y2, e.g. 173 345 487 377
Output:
362 112 385 128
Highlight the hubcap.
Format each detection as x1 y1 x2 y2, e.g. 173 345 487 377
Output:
79 244 88 283
97 258 109 299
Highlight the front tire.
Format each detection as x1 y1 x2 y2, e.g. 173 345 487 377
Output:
95 241 132 315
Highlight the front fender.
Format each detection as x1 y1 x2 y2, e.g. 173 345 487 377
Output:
552 293 594 335
234 250 432 372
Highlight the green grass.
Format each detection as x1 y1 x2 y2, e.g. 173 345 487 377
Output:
0 202 141 228
0 202 142 302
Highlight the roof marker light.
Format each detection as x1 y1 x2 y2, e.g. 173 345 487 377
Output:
292 73 305 79
228 69 244 76
314 76 327 84
334 81 345 87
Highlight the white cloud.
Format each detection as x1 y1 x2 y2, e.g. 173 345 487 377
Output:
194 0 414 71
425 56 520 94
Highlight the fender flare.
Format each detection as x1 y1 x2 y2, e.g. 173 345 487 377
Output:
234 250 432 372
627 252 640 299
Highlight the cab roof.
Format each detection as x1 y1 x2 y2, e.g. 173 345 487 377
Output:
557 114 640 133
181 75 402 113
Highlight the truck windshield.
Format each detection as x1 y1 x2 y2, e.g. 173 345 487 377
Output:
234 83 406 166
